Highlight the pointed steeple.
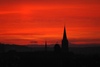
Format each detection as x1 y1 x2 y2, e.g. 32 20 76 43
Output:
63 26 67 40
62 26 69 52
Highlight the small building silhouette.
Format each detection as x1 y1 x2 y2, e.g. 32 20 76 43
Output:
45 41 47 52
0 43 5 53
54 44 61 52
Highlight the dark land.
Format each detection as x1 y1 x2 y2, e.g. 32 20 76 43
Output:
0 43 100 67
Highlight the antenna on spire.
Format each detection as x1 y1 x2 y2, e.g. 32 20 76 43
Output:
63 20 66 27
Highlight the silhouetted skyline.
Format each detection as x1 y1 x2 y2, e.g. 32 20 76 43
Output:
0 0 100 67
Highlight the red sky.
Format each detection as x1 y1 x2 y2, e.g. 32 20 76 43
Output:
0 0 100 45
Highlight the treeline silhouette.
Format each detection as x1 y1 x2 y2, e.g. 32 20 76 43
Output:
0 43 100 67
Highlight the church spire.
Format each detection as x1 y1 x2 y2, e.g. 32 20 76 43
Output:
63 26 67 40
62 26 69 52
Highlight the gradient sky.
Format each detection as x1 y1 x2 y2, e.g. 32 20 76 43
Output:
0 0 100 45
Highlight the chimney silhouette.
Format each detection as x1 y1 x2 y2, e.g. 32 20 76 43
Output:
45 41 47 51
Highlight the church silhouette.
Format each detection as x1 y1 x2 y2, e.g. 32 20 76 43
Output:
54 27 69 52
62 27 69 52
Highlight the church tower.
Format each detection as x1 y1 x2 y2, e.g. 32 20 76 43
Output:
62 27 69 52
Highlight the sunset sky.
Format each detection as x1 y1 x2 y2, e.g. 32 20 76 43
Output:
0 0 100 45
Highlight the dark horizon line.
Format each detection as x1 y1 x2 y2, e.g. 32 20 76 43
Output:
1 42 100 47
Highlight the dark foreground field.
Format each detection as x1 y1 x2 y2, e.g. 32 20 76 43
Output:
0 51 100 67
